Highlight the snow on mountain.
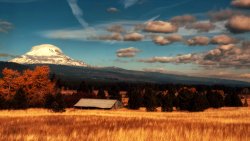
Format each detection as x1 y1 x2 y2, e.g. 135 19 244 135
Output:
9 44 87 67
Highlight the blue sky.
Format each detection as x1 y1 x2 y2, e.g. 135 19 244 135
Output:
0 0 250 82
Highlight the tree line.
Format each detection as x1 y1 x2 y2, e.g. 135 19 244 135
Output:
0 66 248 112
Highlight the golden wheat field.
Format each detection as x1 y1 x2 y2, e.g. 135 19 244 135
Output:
0 107 249 141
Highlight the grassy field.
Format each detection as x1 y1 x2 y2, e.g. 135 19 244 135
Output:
0 108 249 141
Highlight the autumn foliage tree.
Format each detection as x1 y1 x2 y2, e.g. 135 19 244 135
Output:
0 68 21 100
21 66 55 107
0 66 55 107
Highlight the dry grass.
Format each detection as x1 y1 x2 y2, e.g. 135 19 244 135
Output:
0 107 249 141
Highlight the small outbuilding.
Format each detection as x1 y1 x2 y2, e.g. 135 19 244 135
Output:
74 98 123 109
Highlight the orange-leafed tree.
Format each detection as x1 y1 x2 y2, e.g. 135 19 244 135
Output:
22 66 55 106
0 68 22 100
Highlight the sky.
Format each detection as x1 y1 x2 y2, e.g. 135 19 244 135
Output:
0 0 250 82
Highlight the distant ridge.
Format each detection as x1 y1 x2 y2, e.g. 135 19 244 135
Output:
0 61 249 86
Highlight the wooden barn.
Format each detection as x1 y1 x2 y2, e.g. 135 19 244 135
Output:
74 98 123 109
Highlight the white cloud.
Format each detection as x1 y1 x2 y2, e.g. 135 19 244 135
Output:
186 36 210 46
0 20 13 33
43 28 96 41
144 21 178 33
116 47 141 57
211 34 236 45
67 0 88 28
138 42 250 69
226 15 250 33
107 7 119 13
124 32 144 41
121 0 140 8
153 36 170 45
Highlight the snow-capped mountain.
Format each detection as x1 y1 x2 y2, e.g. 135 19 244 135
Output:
9 44 87 67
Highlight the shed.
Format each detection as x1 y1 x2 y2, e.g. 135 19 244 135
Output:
74 98 123 109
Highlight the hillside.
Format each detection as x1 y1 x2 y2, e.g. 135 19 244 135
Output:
0 61 249 86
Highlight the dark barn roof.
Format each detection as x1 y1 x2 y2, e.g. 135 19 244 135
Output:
74 98 122 109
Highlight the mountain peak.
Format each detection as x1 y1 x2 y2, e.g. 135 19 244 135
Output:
27 44 63 56
9 44 87 67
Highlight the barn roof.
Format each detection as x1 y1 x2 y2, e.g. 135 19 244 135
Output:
74 98 119 109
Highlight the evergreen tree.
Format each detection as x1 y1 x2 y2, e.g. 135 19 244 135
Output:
44 93 55 109
44 93 65 112
224 93 243 107
160 91 175 112
12 88 28 109
97 89 106 99
143 88 157 112
177 88 194 110
189 92 209 112
206 91 224 108
128 89 142 110
0 94 6 109
108 87 121 100
52 93 65 112
78 81 89 93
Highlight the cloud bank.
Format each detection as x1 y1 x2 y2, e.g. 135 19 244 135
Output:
138 42 250 69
